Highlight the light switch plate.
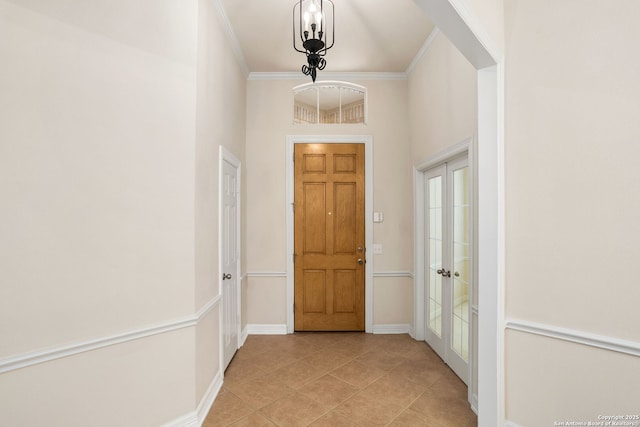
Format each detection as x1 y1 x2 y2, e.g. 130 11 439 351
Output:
373 212 384 223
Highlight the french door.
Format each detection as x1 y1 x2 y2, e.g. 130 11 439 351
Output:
424 155 471 384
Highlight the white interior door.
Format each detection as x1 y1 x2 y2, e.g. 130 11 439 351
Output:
221 148 240 371
424 155 471 384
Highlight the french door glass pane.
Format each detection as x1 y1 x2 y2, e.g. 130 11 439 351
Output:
428 176 443 337
451 167 469 361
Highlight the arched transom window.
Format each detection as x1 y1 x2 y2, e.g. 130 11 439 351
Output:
293 81 367 124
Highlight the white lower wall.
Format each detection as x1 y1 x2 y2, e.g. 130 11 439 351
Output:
0 329 196 427
506 329 640 426
195 305 221 405
373 276 414 326
246 276 288 325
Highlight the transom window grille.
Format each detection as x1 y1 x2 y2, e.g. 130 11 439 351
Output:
293 81 366 124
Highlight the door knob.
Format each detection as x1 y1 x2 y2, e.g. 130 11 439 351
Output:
454 272 460 277
437 269 451 277
357 259 365 265
222 273 232 280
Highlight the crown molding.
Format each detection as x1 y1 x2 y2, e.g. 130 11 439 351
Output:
248 71 408 81
245 271 287 277
212 0 250 77
405 27 441 76
372 270 414 278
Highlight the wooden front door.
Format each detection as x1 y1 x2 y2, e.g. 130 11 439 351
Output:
294 143 365 331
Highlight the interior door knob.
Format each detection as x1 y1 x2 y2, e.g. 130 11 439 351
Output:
222 273 232 280
357 259 365 265
437 269 451 277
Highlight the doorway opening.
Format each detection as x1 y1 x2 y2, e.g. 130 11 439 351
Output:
286 135 374 333
414 138 476 405
219 146 242 372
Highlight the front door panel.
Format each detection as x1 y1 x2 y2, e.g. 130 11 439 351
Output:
294 143 365 331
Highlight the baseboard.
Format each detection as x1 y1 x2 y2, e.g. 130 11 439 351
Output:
505 421 524 427
471 393 478 415
246 324 288 335
161 411 198 427
161 370 223 427
372 324 411 334
247 323 412 336
196 371 223 425
239 325 249 346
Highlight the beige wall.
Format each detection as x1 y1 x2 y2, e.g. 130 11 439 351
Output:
245 78 413 327
408 29 478 401
0 0 197 358
0 0 246 425
194 0 246 404
504 0 640 423
409 32 478 162
468 0 504 51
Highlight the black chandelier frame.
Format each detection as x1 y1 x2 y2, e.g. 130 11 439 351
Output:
293 0 335 82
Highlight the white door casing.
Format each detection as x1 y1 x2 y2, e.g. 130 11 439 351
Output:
220 146 241 371
286 135 374 334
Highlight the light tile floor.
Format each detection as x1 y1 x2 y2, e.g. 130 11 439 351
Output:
203 333 477 427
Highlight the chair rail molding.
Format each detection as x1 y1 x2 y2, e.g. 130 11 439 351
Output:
0 295 222 374
372 270 414 278
505 318 640 357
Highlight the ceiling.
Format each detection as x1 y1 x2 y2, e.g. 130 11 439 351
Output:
220 0 436 75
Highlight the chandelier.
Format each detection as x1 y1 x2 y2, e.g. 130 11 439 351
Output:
293 0 335 82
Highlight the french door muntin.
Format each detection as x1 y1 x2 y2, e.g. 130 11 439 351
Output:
424 155 470 384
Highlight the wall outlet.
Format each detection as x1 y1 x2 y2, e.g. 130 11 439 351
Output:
373 244 383 254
